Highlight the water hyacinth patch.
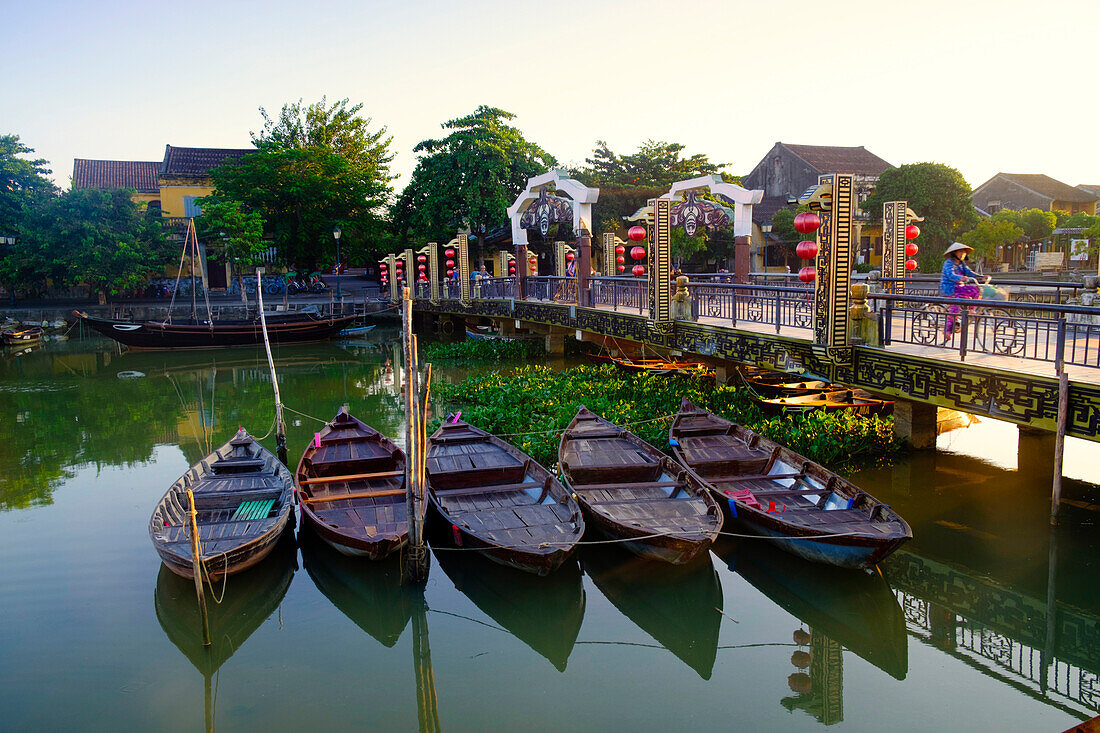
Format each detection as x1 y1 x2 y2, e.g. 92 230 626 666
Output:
423 338 547 363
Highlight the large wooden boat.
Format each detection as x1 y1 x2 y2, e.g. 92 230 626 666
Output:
669 399 911 569
426 419 583 575
149 427 293 579
610 356 714 378
295 407 408 559
558 406 722 564
1 326 43 346
74 310 357 349
754 388 894 417
745 373 833 398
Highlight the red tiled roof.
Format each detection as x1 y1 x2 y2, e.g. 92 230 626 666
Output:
781 144 893 176
161 145 254 177
72 159 160 193
997 174 1097 204
752 196 789 225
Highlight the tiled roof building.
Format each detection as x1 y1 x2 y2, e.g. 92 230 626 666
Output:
72 159 161 193
972 173 1097 215
160 145 253 178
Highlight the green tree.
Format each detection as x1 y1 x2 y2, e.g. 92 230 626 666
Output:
958 218 1024 261
391 106 556 246
862 163 979 267
195 197 267 301
572 139 725 189
211 98 394 268
0 135 57 300
990 208 1056 241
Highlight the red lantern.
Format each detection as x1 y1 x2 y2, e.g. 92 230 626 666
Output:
628 226 647 241
446 268 454 276
905 225 920 239
380 263 388 271
795 240 818 259
630 246 645 261
794 212 821 234
616 255 625 264
445 248 455 258
798 266 816 283
905 242 919 256
565 252 575 261
395 261 403 270
615 245 625 255
617 265 625 273
418 264 426 272
417 254 427 263
418 275 427 282
446 259 455 268
905 259 918 271
632 264 646 277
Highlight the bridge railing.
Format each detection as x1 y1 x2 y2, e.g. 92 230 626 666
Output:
591 276 648 313
686 282 814 333
525 276 577 304
478 277 515 300
878 276 1084 306
871 291 1100 370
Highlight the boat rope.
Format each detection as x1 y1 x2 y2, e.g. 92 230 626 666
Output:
281 404 330 424
199 551 230 604
494 413 676 438
254 414 278 441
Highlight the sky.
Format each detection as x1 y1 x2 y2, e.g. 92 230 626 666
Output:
3 0 1098 193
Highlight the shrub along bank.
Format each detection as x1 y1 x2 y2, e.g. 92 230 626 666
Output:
422 338 547 364
431 364 902 472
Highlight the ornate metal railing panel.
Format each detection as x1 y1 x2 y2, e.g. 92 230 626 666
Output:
590 277 648 313
686 283 814 332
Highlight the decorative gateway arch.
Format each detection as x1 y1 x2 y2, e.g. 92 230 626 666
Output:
507 169 599 303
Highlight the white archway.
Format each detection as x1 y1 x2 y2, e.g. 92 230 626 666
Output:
507 169 600 245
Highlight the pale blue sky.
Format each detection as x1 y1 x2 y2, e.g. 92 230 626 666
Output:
4 0 1097 192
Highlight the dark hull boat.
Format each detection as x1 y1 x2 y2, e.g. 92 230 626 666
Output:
295 408 408 559
720 539 907 679
747 374 834 398
558 406 722 564
426 419 583 575
611 356 714 377
754 388 894 417
299 527 414 647
2 326 43 346
669 399 910 569
149 427 293 579
434 534 586 671
582 544 722 679
74 310 357 349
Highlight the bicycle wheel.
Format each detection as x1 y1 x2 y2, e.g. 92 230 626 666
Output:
912 304 945 345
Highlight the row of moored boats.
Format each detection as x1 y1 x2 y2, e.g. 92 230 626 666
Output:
150 400 912 581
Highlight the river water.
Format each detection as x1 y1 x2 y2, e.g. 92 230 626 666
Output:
1 332 1097 731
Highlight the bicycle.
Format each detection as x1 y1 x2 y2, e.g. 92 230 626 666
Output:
909 278 1025 354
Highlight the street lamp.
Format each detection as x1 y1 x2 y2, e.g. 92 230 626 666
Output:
332 225 342 298
761 224 772 271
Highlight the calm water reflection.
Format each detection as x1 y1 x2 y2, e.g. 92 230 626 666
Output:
0 333 1097 731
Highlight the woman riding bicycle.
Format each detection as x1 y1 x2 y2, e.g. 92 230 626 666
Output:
940 241 982 339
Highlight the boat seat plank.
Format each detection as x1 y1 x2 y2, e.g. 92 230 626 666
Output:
574 479 680 491
585 495 703 507
433 481 539 497
302 488 406 503
300 470 404 485
710 472 805 484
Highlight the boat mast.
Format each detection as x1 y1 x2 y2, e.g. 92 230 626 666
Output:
255 267 288 465
188 219 198 323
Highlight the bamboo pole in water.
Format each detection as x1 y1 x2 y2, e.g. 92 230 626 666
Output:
403 287 430 582
186 489 211 647
1050 371 1069 523
412 589 441 733
256 267 288 465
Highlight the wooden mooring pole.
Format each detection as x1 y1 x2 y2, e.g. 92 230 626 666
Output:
1050 371 1069 524
186 488 211 647
256 268 288 466
402 286 430 583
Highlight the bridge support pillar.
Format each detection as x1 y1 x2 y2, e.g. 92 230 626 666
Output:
894 400 938 449
545 327 569 355
494 318 517 338
1018 425 1056 481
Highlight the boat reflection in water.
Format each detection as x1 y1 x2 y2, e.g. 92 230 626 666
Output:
154 531 296 732
299 526 415 647
716 538 908 725
433 533 586 672
581 544 722 680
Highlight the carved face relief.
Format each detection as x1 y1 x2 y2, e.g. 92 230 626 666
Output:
520 189 573 237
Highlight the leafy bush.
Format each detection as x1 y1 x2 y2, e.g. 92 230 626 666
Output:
423 337 547 363
432 364 902 471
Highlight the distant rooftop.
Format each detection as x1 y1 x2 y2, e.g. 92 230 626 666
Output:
161 145 254 177
72 159 160 193
779 143 893 177
991 174 1097 204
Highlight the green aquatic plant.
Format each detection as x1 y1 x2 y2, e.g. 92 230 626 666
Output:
423 338 547 363
432 364 902 471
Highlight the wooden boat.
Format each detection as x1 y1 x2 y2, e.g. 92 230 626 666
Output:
1 326 43 346
338 324 377 337
558 406 723 564
583 544 722 679
434 536 585 671
295 407 408 559
754 388 894 417
149 427 293 579
669 399 911 569
465 327 513 341
746 374 833 398
426 419 583 575
74 310 357 349
611 356 714 378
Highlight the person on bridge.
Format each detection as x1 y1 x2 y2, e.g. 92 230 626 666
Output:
940 242 981 339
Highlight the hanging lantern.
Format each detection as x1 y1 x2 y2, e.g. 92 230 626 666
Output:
632 264 646 277
417 264 426 272
615 245 625 255
630 246 645 261
565 252 575 261
628 226 647 241
446 259 455 268
905 242 919 256
795 240 818 259
791 651 812 670
905 225 920 239
417 254 427 263
617 265 625 273
793 212 821 234
446 268 454 276
445 248 455 258
379 263 388 271
418 275 427 282
798 266 816 283
905 259 918 271
395 261 403 270
616 255 625 264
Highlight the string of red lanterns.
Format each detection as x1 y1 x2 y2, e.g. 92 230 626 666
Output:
793 212 820 283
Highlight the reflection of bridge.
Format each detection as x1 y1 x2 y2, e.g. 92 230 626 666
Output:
415 276 1100 442
885 550 1100 719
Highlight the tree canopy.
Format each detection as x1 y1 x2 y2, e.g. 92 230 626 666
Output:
211 98 394 267
958 218 1024 261
391 106 556 244
572 139 725 190
0 134 55 233
861 163 979 267
989 208 1056 241
195 196 268 300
